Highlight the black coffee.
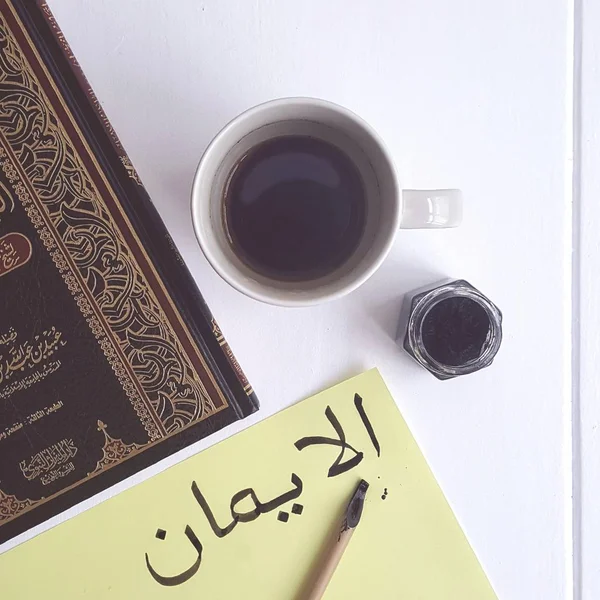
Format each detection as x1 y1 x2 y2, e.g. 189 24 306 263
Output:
223 135 366 281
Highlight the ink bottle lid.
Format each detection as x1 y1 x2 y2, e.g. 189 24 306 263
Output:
398 279 502 380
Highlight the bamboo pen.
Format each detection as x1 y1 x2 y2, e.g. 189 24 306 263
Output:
304 479 369 600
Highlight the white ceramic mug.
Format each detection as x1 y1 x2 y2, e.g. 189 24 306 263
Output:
191 98 462 307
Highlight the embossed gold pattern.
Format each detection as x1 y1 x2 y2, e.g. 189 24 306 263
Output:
0 13 222 438
93 421 143 474
0 488 33 523
0 179 14 221
0 8 234 527
0 231 31 276
120 156 142 186
212 319 253 394
0 146 162 441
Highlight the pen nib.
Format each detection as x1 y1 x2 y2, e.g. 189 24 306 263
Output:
345 479 369 529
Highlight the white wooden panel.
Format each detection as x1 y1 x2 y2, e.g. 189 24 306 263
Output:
2 2 573 598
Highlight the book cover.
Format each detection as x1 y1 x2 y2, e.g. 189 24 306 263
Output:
0 0 258 545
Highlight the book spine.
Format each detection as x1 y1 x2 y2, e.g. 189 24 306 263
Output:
37 2 125 154
33 0 257 413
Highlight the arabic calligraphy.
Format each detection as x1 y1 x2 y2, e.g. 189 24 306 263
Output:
145 392 382 587
146 474 304 587
20 438 78 482
295 406 364 477
0 400 64 443
0 326 65 384
0 328 17 346
0 232 32 277
40 462 75 487
24 400 64 426
278 502 303 523
146 526 204 587
120 156 142 186
0 180 15 223
0 421 23 442
44 400 64 416
294 394 381 477
0 360 62 400
1 241 17 269
353 393 381 458
0 326 66 400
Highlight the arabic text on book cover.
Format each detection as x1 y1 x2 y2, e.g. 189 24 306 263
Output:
0 0 258 545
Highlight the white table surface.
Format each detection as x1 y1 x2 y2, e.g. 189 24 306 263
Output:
578 0 596 598
6 1 573 598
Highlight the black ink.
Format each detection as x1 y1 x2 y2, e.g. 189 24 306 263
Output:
346 480 369 529
354 393 381 457
278 511 289 523
381 488 388 500
191 482 238 538
258 474 304 513
191 474 303 538
145 525 203 587
155 528 167 540
229 474 303 522
230 488 262 523
295 406 363 477
291 503 303 515
422 296 491 366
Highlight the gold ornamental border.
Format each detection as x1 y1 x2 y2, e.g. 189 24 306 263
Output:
1 3 229 425
0 136 227 527
0 4 230 526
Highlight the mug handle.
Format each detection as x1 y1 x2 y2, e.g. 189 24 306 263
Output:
399 189 463 229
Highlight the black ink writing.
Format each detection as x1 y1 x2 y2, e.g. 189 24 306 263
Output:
191 483 238 539
147 475 304 584
145 525 203 587
146 391 382 587
295 406 363 477
191 474 303 539
354 393 381 457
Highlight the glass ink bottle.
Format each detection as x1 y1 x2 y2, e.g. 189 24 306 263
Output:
398 280 502 380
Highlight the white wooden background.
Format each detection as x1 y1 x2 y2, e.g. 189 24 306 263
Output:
577 0 596 598
4 1 578 598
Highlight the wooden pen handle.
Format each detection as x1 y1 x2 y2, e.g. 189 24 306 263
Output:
304 528 354 600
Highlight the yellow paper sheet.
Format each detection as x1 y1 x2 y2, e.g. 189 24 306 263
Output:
0 369 497 599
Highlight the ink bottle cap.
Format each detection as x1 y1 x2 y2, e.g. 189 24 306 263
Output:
398 279 502 380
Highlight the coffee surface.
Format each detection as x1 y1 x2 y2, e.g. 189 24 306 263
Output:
224 135 366 281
